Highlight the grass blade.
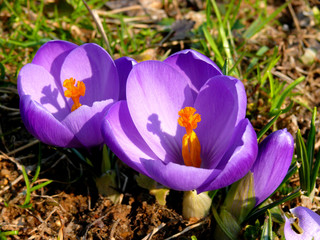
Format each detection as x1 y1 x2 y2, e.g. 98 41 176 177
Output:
306 107 316 168
260 48 280 86
30 180 53 192
271 76 305 114
311 148 320 194
257 111 282 141
268 71 275 100
223 0 237 28
222 59 229 75
243 2 289 39
210 0 233 68
296 129 310 194
202 26 224 67
260 210 272 240
242 189 301 225
32 142 42 183
21 166 31 206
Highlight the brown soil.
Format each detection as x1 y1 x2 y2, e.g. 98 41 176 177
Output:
1 0 320 239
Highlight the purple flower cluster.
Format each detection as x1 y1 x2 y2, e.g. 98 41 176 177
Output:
284 206 320 240
18 40 135 148
18 40 294 194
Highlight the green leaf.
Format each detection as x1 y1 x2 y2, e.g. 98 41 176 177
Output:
136 174 169 206
296 129 311 193
222 59 229 75
271 76 305 114
224 172 256 223
212 207 240 240
101 145 111 173
260 48 280 86
32 142 42 184
229 51 245 75
210 0 233 68
202 25 224 67
307 107 316 169
30 180 53 192
260 210 272 240
243 2 289 39
243 189 301 225
150 188 170 206
267 71 275 99
95 171 122 204
262 199 284 224
223 0 236 28
243 221 261 240
257 111 282 141
0 63 5 81
247 46 269 72
21 166 31 207
136 173 157 190
0 230 19 239
279 163 298 189
312 150 320 192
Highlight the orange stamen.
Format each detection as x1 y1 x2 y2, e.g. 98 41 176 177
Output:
178 107 202 168
63 77 86 112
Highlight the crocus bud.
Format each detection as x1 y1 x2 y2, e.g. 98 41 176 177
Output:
182 190 211 219
224 171 256 223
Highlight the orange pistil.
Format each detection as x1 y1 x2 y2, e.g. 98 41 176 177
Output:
63 77 86 112
178 107 202 168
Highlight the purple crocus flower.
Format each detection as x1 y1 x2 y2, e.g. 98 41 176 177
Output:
284 206 320 240
251 129 294 206
18 40 136 148
102 49 258 192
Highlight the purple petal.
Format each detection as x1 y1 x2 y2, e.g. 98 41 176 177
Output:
126 60 194 164
114 57 137 100
32 40 77 96
101 101 158 175
194 75 247 169
32 40 77 74
197 119 258 192
60 43 119 109
141 158 221 191
164 49 223 98
61 99 114 148
284 206 320 240
17 63 69 121
19 95 81 147
251 129 294 206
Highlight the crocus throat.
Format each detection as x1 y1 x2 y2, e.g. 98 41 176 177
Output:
178 107 202 168
63 78 86 112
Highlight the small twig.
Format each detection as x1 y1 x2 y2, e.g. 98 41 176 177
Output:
271 70 312 101
6 139 39 156
30 193 69 214
0 121 9 152
81 210 111 240
82 0 112 55
0 151 23 171
99 5 142 15
142 223 166 240
0 87 18 94
109 219 121 239
288 3 301 32
0 175 23 196
0 104 19 112
288 2 304 53
164 220 207 240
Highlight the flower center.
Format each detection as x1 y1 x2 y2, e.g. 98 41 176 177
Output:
63 77 86 112
178 106 202 168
